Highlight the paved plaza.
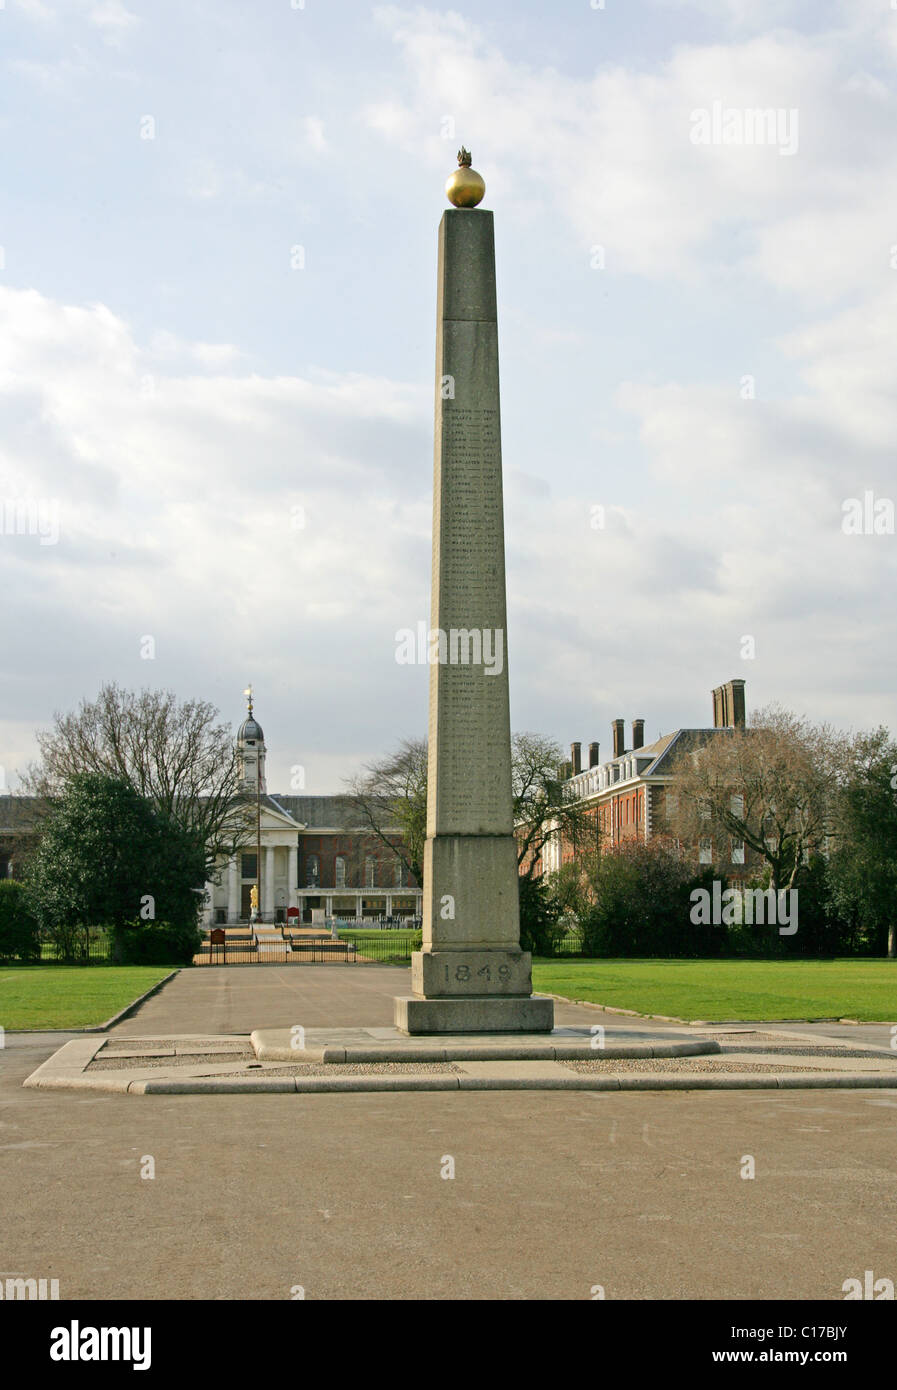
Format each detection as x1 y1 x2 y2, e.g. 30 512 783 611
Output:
2 966 896 1300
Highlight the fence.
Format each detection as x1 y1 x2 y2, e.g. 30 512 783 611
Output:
38 932 113 964
192 929 422 967
553 930 586 957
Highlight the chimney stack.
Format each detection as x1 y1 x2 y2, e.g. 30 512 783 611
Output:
588 741 600 768
712 679 746 730
632 719 644 750
612 718 625 759
570 742 582 776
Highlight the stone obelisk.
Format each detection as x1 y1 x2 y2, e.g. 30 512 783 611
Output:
394 151 554 1034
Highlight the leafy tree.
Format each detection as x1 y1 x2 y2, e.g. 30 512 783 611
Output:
26 773 206 961
23 683 249 878
0 880 40 962
828 728 897 957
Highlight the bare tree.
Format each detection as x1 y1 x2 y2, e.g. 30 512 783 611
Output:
345 737 428 888
345 731 595 887
663 704 848 892
512 732 598 879
23 683 251 879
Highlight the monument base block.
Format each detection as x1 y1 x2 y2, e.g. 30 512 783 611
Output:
394 994 555 1035
412 948 532 997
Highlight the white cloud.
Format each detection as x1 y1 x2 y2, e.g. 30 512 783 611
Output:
368 7 897 302
88 1 139 43
0 286 432 786
304 116 327 152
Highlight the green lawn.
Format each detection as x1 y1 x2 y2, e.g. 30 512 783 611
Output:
339 929 420 964
532 958 897 1022
0 966 177 1030
339 928 420 942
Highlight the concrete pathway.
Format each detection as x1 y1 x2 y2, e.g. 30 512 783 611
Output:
107 964 707 1039
3 1036 896 1299
5 965 897 1299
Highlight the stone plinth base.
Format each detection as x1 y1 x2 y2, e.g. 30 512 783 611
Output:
412 948 532 998
394 994 554 1035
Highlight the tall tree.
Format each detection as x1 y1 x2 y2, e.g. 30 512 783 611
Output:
345 731 595 886
23 683 249 878
512 731 597 879
663 705 848 893
345 738 428 887
26 773 207 960
828 728 897 957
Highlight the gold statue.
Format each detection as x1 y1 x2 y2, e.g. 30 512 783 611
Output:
446 147 486 208
250 884 259 914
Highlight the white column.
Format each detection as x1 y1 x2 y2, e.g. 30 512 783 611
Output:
227 858 239 923
288 844 298 909
385 893 393 917
265 845 275 921
356 892 363 922
204 880 215 927
325 894 333 918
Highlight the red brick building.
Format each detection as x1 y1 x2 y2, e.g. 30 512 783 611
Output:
533 679 751 880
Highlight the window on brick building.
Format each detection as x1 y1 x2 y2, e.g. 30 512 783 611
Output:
365 857 375 888
305 854 319 886
699 838 713 864
335 856 346 887
731 840 745 865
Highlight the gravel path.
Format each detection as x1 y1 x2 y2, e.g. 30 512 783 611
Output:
102 1039 248 1053
206 1062 462 1077
718 1045 897 1060
565 1058 825 1074
90 1050 255 1070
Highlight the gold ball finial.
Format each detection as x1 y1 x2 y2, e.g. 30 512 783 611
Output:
445 147 486 208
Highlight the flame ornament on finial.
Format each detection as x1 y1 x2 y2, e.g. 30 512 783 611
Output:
446 147 486 207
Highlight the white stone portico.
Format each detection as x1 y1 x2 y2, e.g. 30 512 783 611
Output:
202 699 423 927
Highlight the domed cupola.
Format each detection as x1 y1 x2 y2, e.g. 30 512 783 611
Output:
238 715 265 743
237 686 267 793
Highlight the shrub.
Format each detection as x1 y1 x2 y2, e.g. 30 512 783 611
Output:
518 875 565 956
110 920 202 965
0 880 41 961
579 841 726 958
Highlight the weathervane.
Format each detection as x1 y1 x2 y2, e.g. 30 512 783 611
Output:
244 684 254 717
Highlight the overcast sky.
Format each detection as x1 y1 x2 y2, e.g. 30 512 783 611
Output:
1 0 895 794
